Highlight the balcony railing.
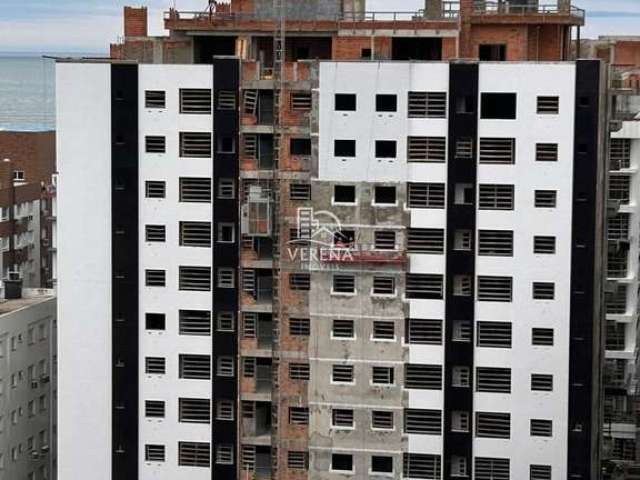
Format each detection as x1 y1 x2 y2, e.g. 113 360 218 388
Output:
473 1 585 18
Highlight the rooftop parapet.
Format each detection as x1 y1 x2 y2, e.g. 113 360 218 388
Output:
471 1 585 24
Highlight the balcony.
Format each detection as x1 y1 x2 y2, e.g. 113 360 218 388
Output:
472 1 585 24
242 401 272 443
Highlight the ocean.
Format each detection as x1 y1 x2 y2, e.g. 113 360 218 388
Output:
0 53 103 132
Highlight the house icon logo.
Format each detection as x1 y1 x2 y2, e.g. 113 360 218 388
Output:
291 207 344 248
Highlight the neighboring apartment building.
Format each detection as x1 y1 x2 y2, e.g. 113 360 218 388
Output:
0 290 56 480
57 1 608 480
0 131 56 289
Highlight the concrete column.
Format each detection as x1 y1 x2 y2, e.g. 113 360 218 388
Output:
425 0 443 19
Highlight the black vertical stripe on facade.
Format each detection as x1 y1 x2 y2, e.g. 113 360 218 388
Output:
443 62 478 480
568 59 604 480
110 63 139 480
212 57 239 480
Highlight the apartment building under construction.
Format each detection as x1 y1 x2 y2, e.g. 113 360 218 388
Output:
57 1 609 480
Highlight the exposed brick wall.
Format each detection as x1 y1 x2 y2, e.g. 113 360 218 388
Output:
0 132 55 189
332 37 391 60
124 6 148 37
468 25 527 60
442 37 457 59
232 0 255 13
613 41 640 67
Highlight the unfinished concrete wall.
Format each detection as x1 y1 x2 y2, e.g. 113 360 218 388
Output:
252 0 342 20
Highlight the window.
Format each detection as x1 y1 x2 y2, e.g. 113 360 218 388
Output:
529 419 553 438
476 412 510 438
289 273 310 291
532 282 555 300
334 139 356 157
145 181 165 199
532 328 554 346
536 143 558 161
406 274 443 299
477 276 512 302
537 96 559 114
454 183 474 205
290 138 311 156
372 366 394 385
145 357 165 375
407 136 446 163
608 213 630 239
374 186 397 205
145 269 166 287
374 231 396 250
178 442 210 468
376 94 397 112
479 138 515 164
218 178 235 199
216 444 234 465
217 90 236 110
361 48 372 59
179 354 211 379
217 136 236 154
145 400 165 418
373 277 395 296
180 177 211 203
477 322 511 348
475 457 510 480
243 357 256 377
289 318 310 336
145 90 165 109
213 312 233 333
452 411 470 432
288 451 309 470
179 310 211 336
332 365 354 383
376 140 397 158
371 456 393 474
335 94 356 111
145 313 166 331
534 236 555 254
476 367 511 393
479 43 506 60
331 454 353 473
179 222 211 247
405 364 442 390
145 225 165 242
478 184 514 210
333 274 355 294
403 453 441 479
372 411 394 430
180 89 212 114
606 285 627 314
452 366 470 387
217 268 235 288
373 321 395 340
455 137 474 158
481 93 517 119
332 408 354 428
408 91 447 118
478 230 513 256
531 374 553 392
404 409 442 435
145 136 166 153
289 363 310 380
611 138 631 170
534 190 557 208
179 266 211 291
610 175 630 204
407 228 444 254
407 183 445 209
289 407 309 425
406 318 442 345
179 398 211 424
145 444 165 462
180 132 212 158
217 356 234 377
332 319 354 339
290 92 312 111
217 223 235 243
333 185 356 203
290 183 311 200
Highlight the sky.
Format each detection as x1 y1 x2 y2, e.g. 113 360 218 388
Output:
1 0 640 53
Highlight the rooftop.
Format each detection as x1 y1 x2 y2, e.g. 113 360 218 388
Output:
0 290 55 316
